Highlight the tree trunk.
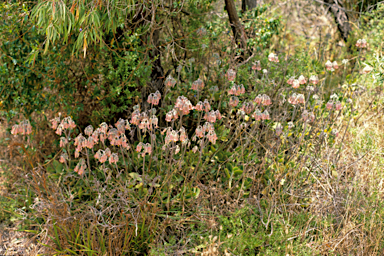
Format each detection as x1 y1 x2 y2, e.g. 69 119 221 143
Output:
242 0 258 12
225 0 247 51
324 0 351 41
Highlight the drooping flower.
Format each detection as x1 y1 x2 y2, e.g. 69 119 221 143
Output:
195 101 203 111
362 65 373 74
252 108 263 121
215 110 222 120
84 125 94 136
136 142 144 152
268 53 279 62
229 96 239 107
207 130 218 144
261 110 270 120
60 137 68 148
292 79 300 88
261 94 272 106
325 60 333 71
296 94 305 104
109 153 119 164
309 75 319 85
287 76 295 85
192 78 204 91
298 75 307 84
356 39 367 48
74 159 86 176
50 117 60 130
179 127 188 143
332 61 339 70
252 61 261 71
225 69 236 81
165 75 177 88
59 153 68 164
240 101 254 115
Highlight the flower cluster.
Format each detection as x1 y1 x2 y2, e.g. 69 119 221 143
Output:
147 91 161 105
229 96 239 107
309 75 319 85
175 96 194 115
74 158 87 176
191 78 204 91
288 93 305 105
50 116 76 136
196 122 217 144
130 111 157 131
11 120 32 136
251 109 270 120
165 109 179 122
252 61 261 71
135 142 152 157
163 127 189 146
203 110 222 123
165 75 177 88
268 53 279 62
254 94 272 106
240 101 254 114
228 84 245 96
287 74 311 85
298 75 307 84
356 39 367 48
325 60 339 71
225 69 236 81
59 152 69 164
94 148 113 163
326 100 342 110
